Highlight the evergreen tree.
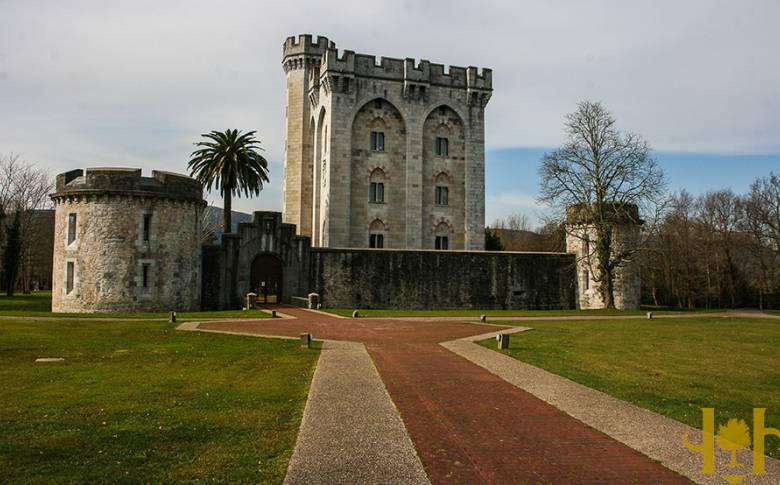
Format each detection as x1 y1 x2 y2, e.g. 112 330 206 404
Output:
484 228 504 251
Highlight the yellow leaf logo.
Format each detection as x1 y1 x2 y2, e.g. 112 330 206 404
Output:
717 419 751 469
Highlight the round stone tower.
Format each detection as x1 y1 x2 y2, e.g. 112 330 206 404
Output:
565 203 642 310
51 168 205 313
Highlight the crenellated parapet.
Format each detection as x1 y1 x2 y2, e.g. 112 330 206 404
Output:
52 168 204 205
320 47 492 95
282 34 335 73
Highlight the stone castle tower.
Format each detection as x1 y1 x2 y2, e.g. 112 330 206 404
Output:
282 34 492 250
50 168 204 313
565 204 643 310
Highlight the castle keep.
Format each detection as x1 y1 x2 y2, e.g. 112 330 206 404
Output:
282 35 492 250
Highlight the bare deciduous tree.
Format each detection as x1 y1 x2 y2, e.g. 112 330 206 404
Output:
0 153 53 292
538 101 666 308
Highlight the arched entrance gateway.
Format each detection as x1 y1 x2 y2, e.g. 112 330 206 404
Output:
250 254 283 304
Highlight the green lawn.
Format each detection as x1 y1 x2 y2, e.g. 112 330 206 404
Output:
326 307 656 318
480 317 780 458
0 292 271 320
0 319 319 483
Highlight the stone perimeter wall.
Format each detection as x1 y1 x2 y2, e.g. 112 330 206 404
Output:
51 168 203 313
310 248 576 310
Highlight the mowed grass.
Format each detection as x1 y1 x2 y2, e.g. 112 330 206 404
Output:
0 319 319 483
480 317 780 458
0 292 271 320
327 307 655 318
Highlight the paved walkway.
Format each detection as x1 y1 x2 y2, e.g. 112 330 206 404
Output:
198 308 693 484
284 340 429 485
444 327 780 485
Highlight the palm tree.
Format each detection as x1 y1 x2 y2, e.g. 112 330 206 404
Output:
188 129 269 233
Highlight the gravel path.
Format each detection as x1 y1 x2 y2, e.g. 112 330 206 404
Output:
284 339 429 485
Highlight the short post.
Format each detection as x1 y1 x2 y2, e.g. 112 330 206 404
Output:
647 311 653 320
300 333 312 349
271 310 277 318
246 292 257 310
480 314 487 323
497 333 510 350
169 311 177 323
352 309 359 318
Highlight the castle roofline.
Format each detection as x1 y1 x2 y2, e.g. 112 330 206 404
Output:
322 49 492 91
51 167 205 203
281 33 492 91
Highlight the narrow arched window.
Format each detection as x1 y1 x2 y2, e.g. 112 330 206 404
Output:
434 222 450 250
435 173 449 206
369 219 386 248
369 168 386 203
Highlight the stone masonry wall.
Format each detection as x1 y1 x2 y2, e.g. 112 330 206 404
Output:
310 248 576 310
51 168 203 313
282 34 491 250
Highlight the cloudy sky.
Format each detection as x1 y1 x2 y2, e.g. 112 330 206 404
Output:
1 0 778 224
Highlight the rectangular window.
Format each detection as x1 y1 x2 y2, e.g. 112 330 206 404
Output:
584 269 590 290
369 182 385 203
435 236 449 250
66 262 74 294
67 213 77 245
435 186 449 206
370 131 385 151
142 214 152 242
369 234 384 248
435 137 449 156
142 264 150 288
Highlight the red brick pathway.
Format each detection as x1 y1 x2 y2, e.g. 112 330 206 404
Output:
199 307 690 484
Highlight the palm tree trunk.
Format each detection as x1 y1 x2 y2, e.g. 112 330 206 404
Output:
223 190 232 234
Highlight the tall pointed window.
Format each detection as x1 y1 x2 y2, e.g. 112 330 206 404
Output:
369 168 386 203
434 222 451 250
435 173 449 206
370 182 384 203
435 137 449 156
67 213 77 245
370 131 385 152
369 219 386 248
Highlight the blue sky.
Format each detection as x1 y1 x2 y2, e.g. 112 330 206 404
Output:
485 149 780 225
1 0 778 223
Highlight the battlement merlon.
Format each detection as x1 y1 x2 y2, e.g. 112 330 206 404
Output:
283 34 336 61
321 48 492 91
52 167 204 203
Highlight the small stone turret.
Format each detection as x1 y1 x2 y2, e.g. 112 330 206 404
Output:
565 203 643 310
50 168 205 313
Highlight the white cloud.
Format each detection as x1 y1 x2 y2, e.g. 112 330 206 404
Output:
1 0 778 214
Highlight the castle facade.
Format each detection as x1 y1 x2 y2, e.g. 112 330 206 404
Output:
281 35 492 250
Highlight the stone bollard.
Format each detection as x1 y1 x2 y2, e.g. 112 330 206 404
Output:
647 311 653 320
352 310 359 318
271 310 277 318
497 333 510 350
480 314 487 323
300 333 312 349
169 311 177 323
246 292 257 310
